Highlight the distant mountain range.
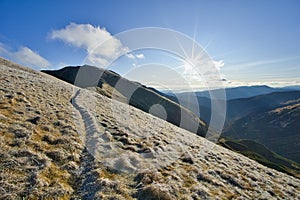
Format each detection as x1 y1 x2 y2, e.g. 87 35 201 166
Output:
169 89 300 123
223 97 300 163
281 85 300 91
169 88 300 164
43 65 300 177
165 86 300 123
168 85 293 101
225 91 300 122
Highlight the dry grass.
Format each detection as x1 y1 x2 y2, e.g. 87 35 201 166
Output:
0 63 84 199
1 58 300 199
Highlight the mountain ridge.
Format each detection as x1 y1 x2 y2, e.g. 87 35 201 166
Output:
42 66 208 137
1 57 300 199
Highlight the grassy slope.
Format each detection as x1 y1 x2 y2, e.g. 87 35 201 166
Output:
218 137 300 178
43 66 300 179
95 84 300 179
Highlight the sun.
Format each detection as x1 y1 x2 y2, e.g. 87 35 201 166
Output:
182 57 194 72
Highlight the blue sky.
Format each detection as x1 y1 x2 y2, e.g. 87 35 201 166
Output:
0 0 300 89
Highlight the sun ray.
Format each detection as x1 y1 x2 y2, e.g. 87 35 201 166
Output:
166 53 186 63
173 64 186 70
173 34 190 60
191 23 198 59
192 37 214 62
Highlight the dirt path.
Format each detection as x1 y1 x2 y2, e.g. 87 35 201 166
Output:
70 89 101 199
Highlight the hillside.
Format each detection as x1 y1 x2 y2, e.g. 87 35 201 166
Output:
42 66 207 137
43 65 300 179
1 58 300 199
224 100 300 164
218 138 300 178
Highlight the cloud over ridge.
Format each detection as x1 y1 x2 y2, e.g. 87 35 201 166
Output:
0 43 50 69
50 23 128 66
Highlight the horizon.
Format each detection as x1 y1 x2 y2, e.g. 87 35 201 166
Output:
39 62 300 92
1 0 300 90
3 55 300 91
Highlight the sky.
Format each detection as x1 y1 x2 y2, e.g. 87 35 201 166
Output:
0 0 300 90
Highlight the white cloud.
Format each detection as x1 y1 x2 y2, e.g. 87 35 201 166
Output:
50 23 128 66
126 53 135 59
174 57 226 84
13 47 50 69
0 43 50 69
0 43 9 54
135 54 145 59
126 53 145 60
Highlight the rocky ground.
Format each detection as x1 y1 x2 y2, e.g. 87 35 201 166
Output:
0 57 299 199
